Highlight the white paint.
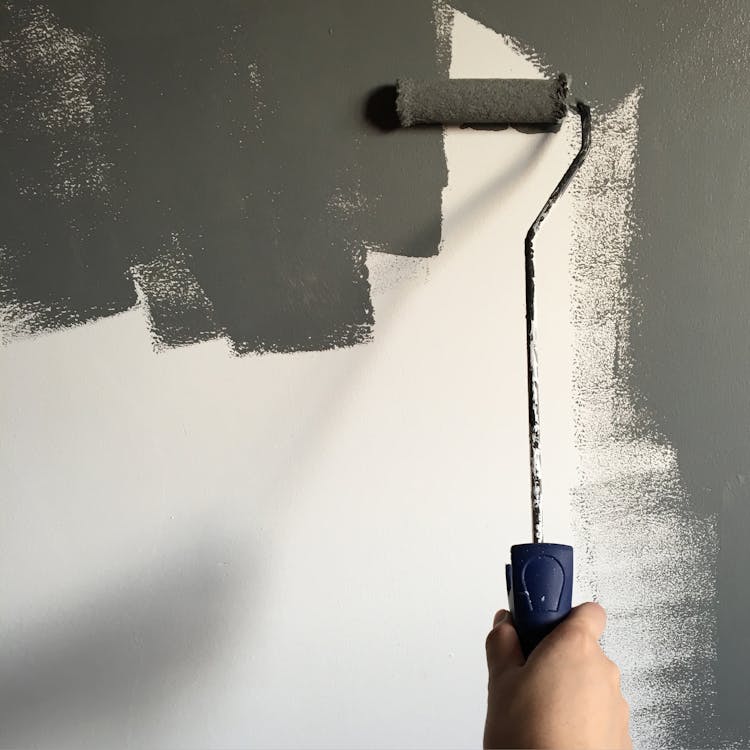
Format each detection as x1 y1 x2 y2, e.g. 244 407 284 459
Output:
0 7 653 750
569 93 718 749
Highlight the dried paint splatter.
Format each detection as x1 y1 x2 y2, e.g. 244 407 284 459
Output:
569 92 719 749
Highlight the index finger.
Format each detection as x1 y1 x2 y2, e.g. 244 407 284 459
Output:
562 601 607 640
527 601 607 663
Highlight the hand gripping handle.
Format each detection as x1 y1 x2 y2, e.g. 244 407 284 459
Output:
505 543 574 657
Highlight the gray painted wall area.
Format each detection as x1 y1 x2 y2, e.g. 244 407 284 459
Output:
0 0 446 353
2 1 750 748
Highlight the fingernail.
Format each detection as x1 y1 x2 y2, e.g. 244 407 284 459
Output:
493 609 508 626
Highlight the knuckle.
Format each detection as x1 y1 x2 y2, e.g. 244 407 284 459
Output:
576 601 607 632
563 623 591 652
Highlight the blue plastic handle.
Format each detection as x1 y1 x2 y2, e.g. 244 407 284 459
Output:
505 543 574 657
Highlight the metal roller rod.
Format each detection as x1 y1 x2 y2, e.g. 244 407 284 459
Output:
526 101 591 543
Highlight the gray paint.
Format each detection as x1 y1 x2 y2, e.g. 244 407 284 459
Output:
452 0 750 745
395 75 567 126
719 476 750 743
0 0 447 353
2 1 749 747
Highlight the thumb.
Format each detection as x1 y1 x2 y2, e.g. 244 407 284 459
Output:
530 601 607 663
555 601 607 641
485 609 524 675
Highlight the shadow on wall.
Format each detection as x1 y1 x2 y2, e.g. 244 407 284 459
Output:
0 540 242 747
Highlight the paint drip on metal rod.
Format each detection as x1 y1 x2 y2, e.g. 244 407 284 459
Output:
526 101 591 543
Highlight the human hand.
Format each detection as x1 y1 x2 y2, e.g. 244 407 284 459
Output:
483 602 631 749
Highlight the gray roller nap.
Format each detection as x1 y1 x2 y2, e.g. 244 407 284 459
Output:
396 74 568 126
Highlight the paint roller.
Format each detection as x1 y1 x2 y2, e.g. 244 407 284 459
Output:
394 74 591 656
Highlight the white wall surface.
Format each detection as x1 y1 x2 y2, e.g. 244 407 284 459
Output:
0 11 584 748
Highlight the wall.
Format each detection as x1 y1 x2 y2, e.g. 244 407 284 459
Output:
0 2 747 748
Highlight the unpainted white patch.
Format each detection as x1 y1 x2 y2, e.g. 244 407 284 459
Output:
366 252 431 298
